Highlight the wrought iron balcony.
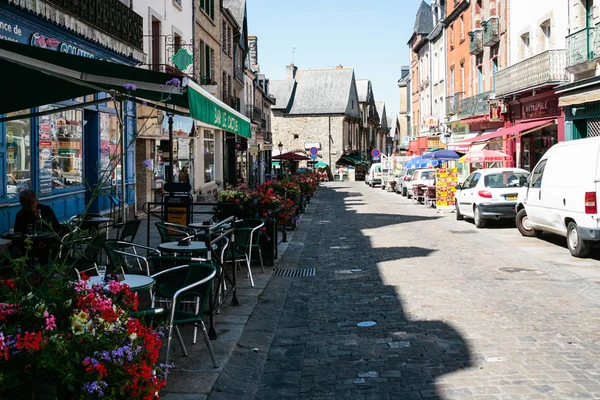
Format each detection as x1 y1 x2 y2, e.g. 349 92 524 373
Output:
495 50 567 97
469 29 484 55
445 92 464 115
245 105 262 122
459 91 492 119
482 16 500 47
44 0 143 49
566 27 595 69
261 119 267 130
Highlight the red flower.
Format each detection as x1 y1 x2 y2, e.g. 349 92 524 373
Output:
15 331 45 352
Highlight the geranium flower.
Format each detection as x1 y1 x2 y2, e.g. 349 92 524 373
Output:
43 311 56 331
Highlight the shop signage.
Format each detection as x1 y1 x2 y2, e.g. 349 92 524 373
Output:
304 142 321 150
423 116 439 127
188 86 251 139
435 168 458 208
488 100 503 122
263 144 273 151
522 100 558 119
58 141 81 150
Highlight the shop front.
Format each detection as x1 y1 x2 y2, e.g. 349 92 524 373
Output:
0 4 142 231
506 92 562 171
558 78 600 143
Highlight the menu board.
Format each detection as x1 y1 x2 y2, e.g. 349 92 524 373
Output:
435 168 459 208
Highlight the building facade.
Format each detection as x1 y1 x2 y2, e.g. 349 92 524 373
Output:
0 0 144 231
356 79 380 156
397 66 412 153
270 66 361 175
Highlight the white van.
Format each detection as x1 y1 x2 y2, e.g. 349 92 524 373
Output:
515 137 600 257
365 163 382 187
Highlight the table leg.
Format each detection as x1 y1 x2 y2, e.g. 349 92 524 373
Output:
208 283 217 340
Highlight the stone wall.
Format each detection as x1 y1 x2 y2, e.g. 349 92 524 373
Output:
135 139 153 215
271 112 348 164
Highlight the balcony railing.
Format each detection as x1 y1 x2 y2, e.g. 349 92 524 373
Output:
260 119 267 130
459 91 492 119
566 27 595 69
245 105 262 122
446 92 464 115
44 0 143 49
495 50 567 97
469 29 484 55
482 16 500 47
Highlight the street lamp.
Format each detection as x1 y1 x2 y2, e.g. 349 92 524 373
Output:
278 141 283 176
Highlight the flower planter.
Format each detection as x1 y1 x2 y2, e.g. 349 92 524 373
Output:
258 219 277 266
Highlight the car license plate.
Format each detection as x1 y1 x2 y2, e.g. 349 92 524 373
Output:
504 194 518 200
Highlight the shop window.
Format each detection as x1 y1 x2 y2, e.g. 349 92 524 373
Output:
100 113 121 184
204 130 215 183
38 106 83 195
6 110 32 200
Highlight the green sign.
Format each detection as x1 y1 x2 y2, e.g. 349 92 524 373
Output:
172 48 193 71
188 86 251 138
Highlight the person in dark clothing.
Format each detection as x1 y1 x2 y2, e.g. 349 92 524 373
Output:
13 190 62 264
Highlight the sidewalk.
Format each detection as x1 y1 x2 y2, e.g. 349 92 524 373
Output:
145 203 310 399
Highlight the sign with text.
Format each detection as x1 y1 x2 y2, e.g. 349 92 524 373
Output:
522 99 559 119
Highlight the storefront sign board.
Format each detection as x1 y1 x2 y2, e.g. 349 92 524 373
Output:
435 168 458 208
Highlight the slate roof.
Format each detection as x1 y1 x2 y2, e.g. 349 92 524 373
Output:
223 0 246 28
270 80 296 111
285 69 360 117
376 102 388 129
356 79 369 102
414 1 433 35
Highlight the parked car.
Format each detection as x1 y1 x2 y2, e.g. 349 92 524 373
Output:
406 168 436 199
515 137 600 257
455 168 529 228
395 167 416 196
365 163 382 187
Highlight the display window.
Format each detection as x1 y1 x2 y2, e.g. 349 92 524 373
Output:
204 130 215 183
38 106 83 194
6 110 32 200
100 113 121 183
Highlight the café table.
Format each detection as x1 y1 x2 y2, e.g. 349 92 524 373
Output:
158 240 208 255
1 231 56 241
71 216 112 239
87 274 155 292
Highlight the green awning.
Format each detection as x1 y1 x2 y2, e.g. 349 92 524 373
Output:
187 82 251 139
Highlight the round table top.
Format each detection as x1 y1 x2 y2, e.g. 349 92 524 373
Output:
188 222 231 230
87 274 155 292
1 231 55 240
158 241 208 253
73 217 112 224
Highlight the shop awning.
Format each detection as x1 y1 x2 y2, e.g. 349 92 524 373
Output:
0 39 250 138
449 119 555 148
558 89 600 107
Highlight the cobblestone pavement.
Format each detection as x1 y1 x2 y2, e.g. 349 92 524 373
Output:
208 181 600 400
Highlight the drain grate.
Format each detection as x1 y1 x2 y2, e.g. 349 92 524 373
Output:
449 230 477 234
273 268 316 277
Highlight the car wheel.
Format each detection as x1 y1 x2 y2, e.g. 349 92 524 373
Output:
515 209 542 238
567 222 591 258
381 183 385 190
456 203 464 221
402 187 407 197
474 206 487 228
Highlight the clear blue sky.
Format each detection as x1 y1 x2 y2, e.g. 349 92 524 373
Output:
247 0 423 117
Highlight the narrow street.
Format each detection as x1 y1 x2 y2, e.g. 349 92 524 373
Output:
209 181 600 400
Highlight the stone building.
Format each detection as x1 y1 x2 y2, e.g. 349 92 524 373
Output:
356 79 380 155
270 65 361 172
375 102 391 155
397 66 412 152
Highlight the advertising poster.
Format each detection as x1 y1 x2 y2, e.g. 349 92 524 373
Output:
435 168 458 208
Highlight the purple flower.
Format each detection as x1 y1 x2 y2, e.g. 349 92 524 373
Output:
143 159 152 168
123 83 137 91
142 100 147 106
166 77 181 87
83 381 107 397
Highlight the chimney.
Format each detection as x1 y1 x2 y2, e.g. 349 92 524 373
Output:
335 65 344 70
286 63 297 80
401 66 409 79
248 36 259 72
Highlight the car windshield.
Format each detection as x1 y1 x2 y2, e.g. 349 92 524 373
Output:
484 172 529 188
375 166 381 173
420 171 435 180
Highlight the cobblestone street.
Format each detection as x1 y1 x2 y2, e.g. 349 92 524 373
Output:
209 181 600 400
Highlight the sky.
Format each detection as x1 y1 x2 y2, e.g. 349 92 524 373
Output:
246 0 423 118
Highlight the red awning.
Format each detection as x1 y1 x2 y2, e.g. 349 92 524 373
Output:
408 140 418 152
450 119 555 148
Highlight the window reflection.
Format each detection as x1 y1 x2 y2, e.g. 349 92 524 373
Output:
100 113 121 182
38 106 83 194
6 110 31 199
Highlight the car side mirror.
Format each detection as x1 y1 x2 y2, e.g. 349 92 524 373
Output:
455 184 462 190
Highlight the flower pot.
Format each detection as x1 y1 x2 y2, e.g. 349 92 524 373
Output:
258 220 277 266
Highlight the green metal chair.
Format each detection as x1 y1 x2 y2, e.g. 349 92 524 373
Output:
151 262 218 367
155 221 197 243
105 239 161 276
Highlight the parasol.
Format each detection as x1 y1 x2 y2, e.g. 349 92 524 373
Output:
459 150 513 163
422 149 460 160
272 152 311 161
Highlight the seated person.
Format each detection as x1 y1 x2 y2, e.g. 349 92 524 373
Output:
13 190 62 264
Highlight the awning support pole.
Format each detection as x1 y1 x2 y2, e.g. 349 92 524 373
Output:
120 97 127 224
168 112 174 195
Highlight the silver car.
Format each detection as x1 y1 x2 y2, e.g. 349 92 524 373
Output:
395 167 416 196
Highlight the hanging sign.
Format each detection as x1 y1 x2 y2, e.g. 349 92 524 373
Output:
488 100 503 122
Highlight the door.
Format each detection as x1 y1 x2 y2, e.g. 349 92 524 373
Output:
458 172 480 217
525 159 548 228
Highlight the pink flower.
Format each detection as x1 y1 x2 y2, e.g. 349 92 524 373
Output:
43 311 56 331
